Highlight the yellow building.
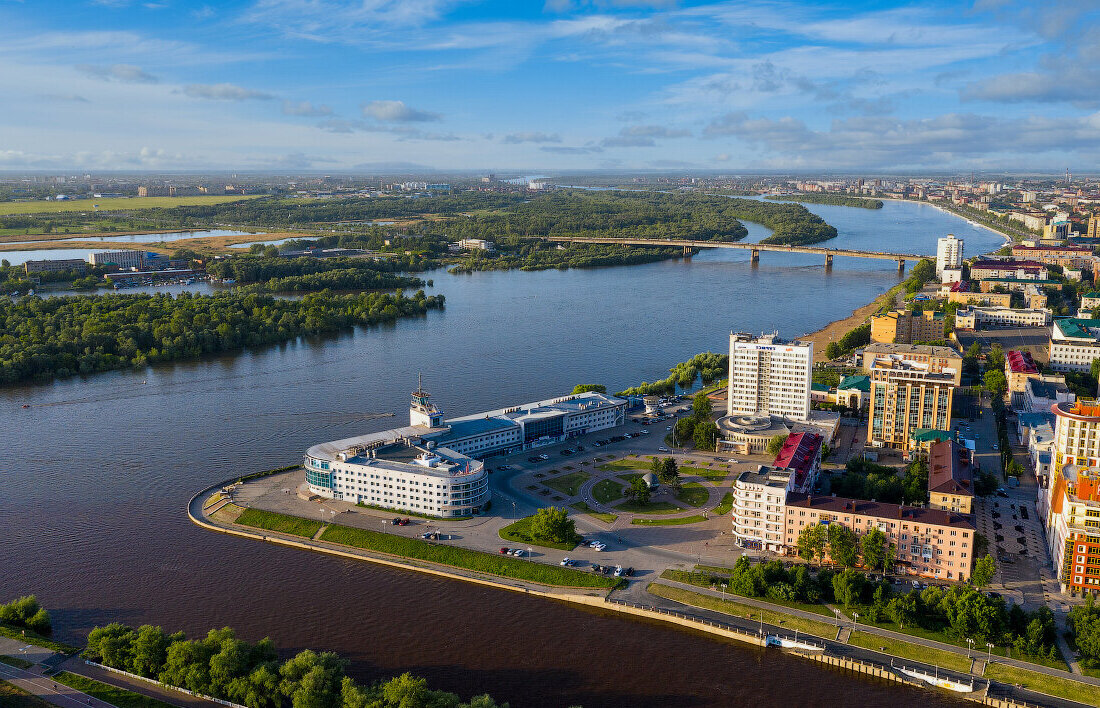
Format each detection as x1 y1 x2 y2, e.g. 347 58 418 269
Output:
867 353 956 451
870 309 945 344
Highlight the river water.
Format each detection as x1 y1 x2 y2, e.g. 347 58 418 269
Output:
0 200 1002 707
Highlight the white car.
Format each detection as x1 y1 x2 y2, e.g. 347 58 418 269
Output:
639 429 650 435
658 446 669 452
727 459 738 464
559 557 572 566
512 548 525 557
666 426 672 431
613 565 624 577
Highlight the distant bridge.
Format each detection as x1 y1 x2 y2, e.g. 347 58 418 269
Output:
544 236 929 272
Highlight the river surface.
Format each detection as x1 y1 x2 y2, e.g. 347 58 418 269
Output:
0 200 1001 707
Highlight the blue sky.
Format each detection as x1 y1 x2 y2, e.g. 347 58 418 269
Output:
1 0 1099 172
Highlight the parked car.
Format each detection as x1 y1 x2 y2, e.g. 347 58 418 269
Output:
613 566 624 577
658 446 669 452
639 430 650 435
559 557 573 566
500 547 510 554
391 517 402 525
539 454 550 461
398 518 410 526
512 548 525 557
727 459 738 463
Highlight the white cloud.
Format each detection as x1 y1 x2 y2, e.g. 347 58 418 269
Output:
76 63 158 83
502 131 562 143
361 100 441 122
184 83 274 100
282 100 333 116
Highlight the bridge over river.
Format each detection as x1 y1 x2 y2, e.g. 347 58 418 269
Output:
545 236 928 272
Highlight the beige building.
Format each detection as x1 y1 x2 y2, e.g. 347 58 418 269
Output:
954 306 1052 330
784 494 975 581
928 440 974 514
946 291 1013 308
870 309 945 344
859 343 963 386
866 352 956 451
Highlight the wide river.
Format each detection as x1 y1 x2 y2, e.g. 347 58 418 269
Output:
1 199 1003 707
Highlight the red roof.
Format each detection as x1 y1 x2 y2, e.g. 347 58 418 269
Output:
772 432 823 491
1013 244 1092 254
1006 349 1038 375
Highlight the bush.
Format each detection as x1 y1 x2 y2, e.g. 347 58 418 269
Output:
0 595 50 634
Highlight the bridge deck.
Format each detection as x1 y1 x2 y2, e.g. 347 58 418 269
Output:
545 236 926 261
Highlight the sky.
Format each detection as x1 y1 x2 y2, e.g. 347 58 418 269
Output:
2 0 1100 173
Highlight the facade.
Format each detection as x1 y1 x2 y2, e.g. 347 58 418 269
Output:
784 495 975 581
727 332 812 421
732 467 790 552
23 258 88 274
859 343 963 386
1012 244 1094 270
304 386 626 517
969 259 1048 281
954 306 1052 330
1005 350 1040 393
1024 377 1074 413
836 374 871 410
1043 400 1100 595
936 235 964 278
1081 291 1100 313
87 250 144 269
867 352 956 451
928 440 974 514
947 290 1014 308
1049 318 1100 372
870 309 944 344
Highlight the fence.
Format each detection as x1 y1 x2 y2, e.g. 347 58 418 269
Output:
84 660 248 708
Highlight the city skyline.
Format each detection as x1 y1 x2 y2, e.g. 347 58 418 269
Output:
2 0 1100 172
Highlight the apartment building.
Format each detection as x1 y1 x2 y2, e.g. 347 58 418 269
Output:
969 259 1048 280
1049 318 1100 372
1012 244 1094 270
1005 350 1040 393
727 332 812 421
954 306 1052 330
870 309 945 344
936 234 964 278
859 343 963 386
928 440 974 514
784 495 975 581
867 352 956 451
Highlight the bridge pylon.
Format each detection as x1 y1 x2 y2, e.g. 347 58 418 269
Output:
751 248 760 264
897 258 906 274
825 254 833 270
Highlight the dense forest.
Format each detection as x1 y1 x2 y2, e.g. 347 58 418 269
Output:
765 194 884 209
206 255 428 291
84 622 508 708
0 289 443 385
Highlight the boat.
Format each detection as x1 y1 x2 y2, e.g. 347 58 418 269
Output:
892 662 975 693
765 631 824 652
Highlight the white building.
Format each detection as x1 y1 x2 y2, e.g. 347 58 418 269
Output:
727 332 812 421
1049 319 1100 372
954 306 1052 330
936 234 963 278
87 250 144 269
731 467 790 552
305 384 627 517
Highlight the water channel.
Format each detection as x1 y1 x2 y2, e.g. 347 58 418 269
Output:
0 199 1005 707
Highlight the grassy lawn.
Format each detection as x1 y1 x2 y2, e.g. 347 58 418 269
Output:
320 523 618 588
679 465 730 481
599 460 647 472
0 195 261 215
614 499 683 514
632 515 707 526
695 564 736 575
543 471 590 497
570 502 617 524
499 515 579 551
847 632 972 673
53 672 176 708
355 501 469 521
985 662 1100 706
675 482 709 507
0 624 79 654
592 478 624 504
660 569 835 617
235 508 322 538
648 583 839 640
0 680 54 708
0 655 33 669
616 473 643 483
712 492 734 516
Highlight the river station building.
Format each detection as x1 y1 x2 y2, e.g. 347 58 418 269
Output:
304 384 627 517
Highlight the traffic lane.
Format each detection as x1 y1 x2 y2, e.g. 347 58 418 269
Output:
0 662 112 708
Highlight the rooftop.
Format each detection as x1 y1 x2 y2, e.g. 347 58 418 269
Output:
912 428 953 443
1006 350 1039 374
928 440 973 497
838 374 871 392
737 466 792 489
1053 399 1100 422
861 343 961 359
446 391 624 425
785 493 975 529
1054 318 1100 341
772 431 823 491
970 259 1046 270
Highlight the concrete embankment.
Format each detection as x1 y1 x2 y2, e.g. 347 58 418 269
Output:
188 477 1083 708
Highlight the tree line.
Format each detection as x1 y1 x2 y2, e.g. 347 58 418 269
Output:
617 351 728 397
0 289 444 385
84 622 507 708
204 255 428 292
765 194 884 209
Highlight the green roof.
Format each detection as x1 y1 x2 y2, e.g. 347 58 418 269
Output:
1056 317 1100 340
1082 291 1100 299
912 429 953 443
838 375 871 392
811 383 830 392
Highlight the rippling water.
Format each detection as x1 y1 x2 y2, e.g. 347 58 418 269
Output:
0 199 997 707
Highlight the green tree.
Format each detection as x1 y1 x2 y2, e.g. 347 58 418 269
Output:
279 650 346 708
693 421 719 451
128 625 174 678
652 457 679 485
766 434 788 457
984 369 1008 397
828 524 859 568
692 391 712 419
627 476 651 506
972 554 997 589
860 527 888 571
901 460 929 506
887 592 919 629
796 524 828 564
673 416 696 447
571 384 606 394
1068 600 1100 664
528 506 576 544
832 569 865 608
825 342 841 360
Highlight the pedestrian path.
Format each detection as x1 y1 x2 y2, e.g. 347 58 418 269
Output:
0 660 110 708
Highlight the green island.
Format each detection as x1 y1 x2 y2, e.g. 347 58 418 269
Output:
764 194 884 209
0 288 444 385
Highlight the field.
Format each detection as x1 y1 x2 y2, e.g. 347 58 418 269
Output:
675 482 709 507
678 465 731 481
53 671 175 708
234 508 322 538
712 492 734 516
631 515 706 526
543 471 589 497
847 632 972 673
0 195 262 215
570 502 617 524
320 523 618 588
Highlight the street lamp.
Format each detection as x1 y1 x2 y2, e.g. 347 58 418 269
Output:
966 638 974 658
759 613 764 636
512 500 517 525
834 608 841 626
986 642 994 663
853 612 859 625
